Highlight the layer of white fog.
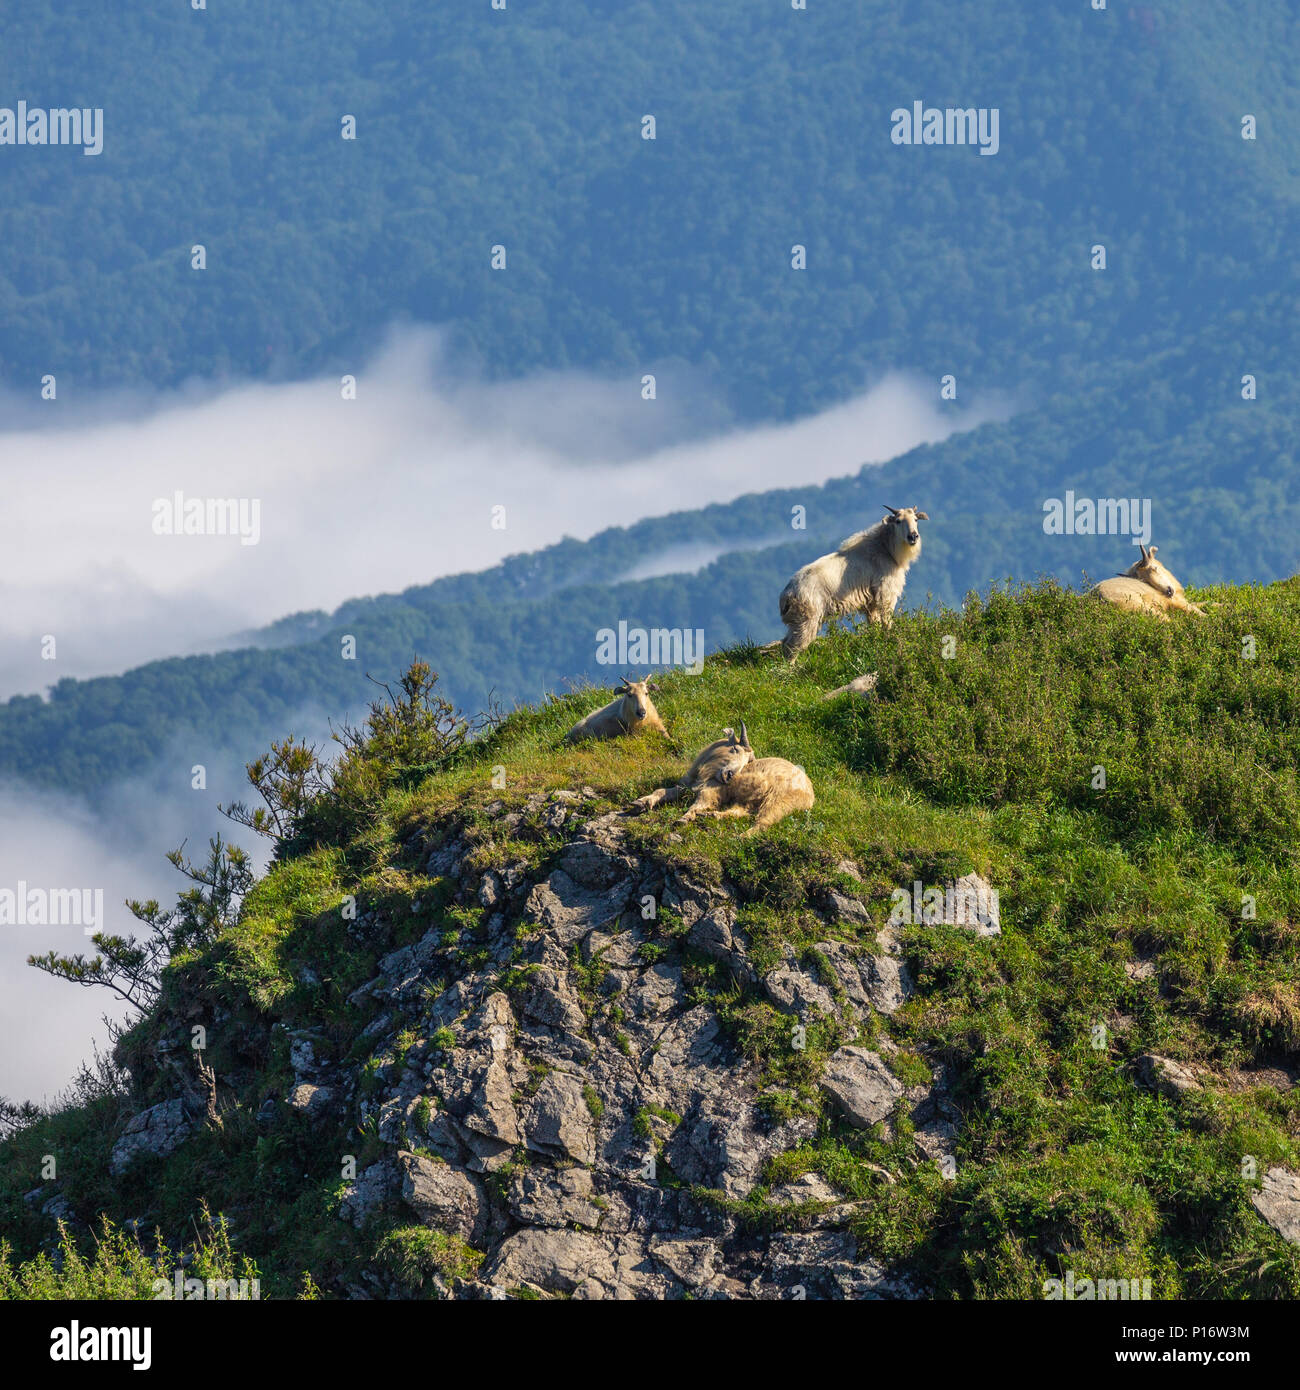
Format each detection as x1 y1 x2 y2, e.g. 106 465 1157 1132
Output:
0 326 1011 699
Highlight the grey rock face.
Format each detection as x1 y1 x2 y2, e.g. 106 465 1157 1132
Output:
820 1048 905 1128
400 1151 488 1243
763 965 837 1020
1251 1167 1300 1246
523 868 632 946
1135 1053 1200 1100
482 1228 617 1296
815 939 913 1016
770 1172 839 1207
289 1037 317 1077
686 904 755 982
426 991 522 1154
110 1099 195 1175
524 1071 596 1165
509 1166 605 1231
754 1232 915 1300
286 1082 335 1122
339 1160 398 1229
559 838 637 890
818 889 873 925
648 1235 722 1290
319 795 932 1298
40 1193 77 1225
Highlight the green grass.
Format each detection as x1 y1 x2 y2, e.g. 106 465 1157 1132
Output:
3 579 1299 1298
375 1226 484 1295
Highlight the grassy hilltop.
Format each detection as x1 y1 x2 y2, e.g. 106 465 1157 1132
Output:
2 577 1299 1299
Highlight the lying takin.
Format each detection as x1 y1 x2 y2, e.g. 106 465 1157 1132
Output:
628 725 754 814
563 676 668 744
631 722 815 834
1092 544 1206 620
682 749 815 835
776 505 930 658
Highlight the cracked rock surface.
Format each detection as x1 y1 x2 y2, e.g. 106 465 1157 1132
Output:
111 789 970 1299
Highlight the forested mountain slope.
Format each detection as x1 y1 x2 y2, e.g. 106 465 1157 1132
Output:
1 0 1291 416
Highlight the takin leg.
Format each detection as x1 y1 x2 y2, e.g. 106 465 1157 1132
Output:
679 783 728 822
627 784 689 814
689 806 751 822
778 589 823 660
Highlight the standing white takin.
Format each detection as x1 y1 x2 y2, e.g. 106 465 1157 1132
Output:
563 676 668 744
775 505 930 658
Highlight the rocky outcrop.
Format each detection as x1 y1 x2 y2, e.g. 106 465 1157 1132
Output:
109 1099 196 1176
359 801 961 1295
399 1152 489 1243
287 1082 336 1122
1251 1167 1300 1246
340 1160 399 1229
110 787 977 1298
1135 1054 1200 1100
819 1048 904 1128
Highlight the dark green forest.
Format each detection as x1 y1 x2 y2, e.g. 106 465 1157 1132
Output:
1 0 1297 794
2 1 1294 411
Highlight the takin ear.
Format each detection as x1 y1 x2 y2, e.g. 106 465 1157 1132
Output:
615 681 630 694
647 681 661 692
1148 545 1159 557
914 510 929 521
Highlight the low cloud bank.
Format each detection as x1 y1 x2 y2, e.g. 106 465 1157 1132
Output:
0 329 1011 699
0 717 333 1104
